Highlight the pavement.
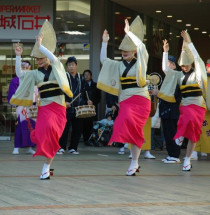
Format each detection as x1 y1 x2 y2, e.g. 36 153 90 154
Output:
0 141 210 215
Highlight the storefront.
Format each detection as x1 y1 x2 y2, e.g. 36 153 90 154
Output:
0 0 181 140
0 0 91 139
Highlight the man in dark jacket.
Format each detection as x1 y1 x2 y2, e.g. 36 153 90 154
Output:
58 57 89 154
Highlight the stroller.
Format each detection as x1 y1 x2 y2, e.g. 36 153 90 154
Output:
88 110 117 147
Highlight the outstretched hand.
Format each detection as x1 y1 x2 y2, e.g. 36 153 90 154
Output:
163 39 169 52
36 33 44 47
124 19 129 34
102 30 109 43
181 30 191 43
15 43 23 56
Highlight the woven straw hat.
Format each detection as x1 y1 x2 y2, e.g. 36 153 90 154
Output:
178 41 194 66
31 20 56 58
119 16 144 51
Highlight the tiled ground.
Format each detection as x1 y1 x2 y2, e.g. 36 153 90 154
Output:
0 141 210 215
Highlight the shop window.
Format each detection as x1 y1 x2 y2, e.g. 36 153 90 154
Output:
55 0 91 73
0 44 16 139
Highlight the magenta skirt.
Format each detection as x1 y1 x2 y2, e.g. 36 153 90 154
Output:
108 95 151 148
31 102 66 158
174 104 206 143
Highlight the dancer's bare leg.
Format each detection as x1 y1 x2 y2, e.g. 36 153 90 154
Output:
46 158 53 165
186 140 196 157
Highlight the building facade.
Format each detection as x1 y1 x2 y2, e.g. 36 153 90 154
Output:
0 0 182 139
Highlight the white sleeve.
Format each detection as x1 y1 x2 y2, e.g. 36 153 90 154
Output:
162 52 177 75
162 52 169 74
39 45 56 63
188 43 199 59
15 56 26 78
100 42 108 64
127 31 143 48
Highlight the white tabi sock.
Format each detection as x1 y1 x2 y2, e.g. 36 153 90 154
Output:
128 159 138 171
42 163 50 175
183 157 190 167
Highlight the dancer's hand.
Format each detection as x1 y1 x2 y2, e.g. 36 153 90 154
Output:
36 33 44 47
181 30 191 43
102 30 109 43
15 43 23 56
124 19 130 34
163 39 169 52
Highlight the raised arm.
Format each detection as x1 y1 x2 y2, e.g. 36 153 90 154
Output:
124 19 144 48
36 34 56 63
181 30 199 59
181 30 207 96
124 19 149 87
15 44 26 78
162 39 169 74
125 18 148 65
100 30 109 63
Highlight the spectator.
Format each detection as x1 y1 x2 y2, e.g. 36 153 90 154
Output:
58 57 89 154
82 69 101 145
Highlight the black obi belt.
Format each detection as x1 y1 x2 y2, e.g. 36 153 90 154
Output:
120 77 139 90
180 84 202 98
38 83 64 98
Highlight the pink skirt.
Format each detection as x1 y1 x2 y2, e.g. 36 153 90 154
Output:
31 102 66 158
108 95 151 148
174 104 206 143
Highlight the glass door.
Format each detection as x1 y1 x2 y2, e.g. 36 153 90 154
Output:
0 43 16 140
0 43 34 140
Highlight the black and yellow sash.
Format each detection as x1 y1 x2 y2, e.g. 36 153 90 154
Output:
120 77 138 90
180 84 202 98
39 83 63 98
181 70 202 98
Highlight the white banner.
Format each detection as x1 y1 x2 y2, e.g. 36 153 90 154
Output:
0 0 54 40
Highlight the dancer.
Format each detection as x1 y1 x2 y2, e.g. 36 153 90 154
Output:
157 55 182 163
8 60 37 155
98 16 151 176
193 60 210 158
158 31 207 171
10 20 73 180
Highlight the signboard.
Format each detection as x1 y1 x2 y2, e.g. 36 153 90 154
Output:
0 0 54 40
83 43 90 51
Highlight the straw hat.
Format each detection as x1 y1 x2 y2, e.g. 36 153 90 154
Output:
31 20 56 58
178 41 194 66
119 16 144 51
